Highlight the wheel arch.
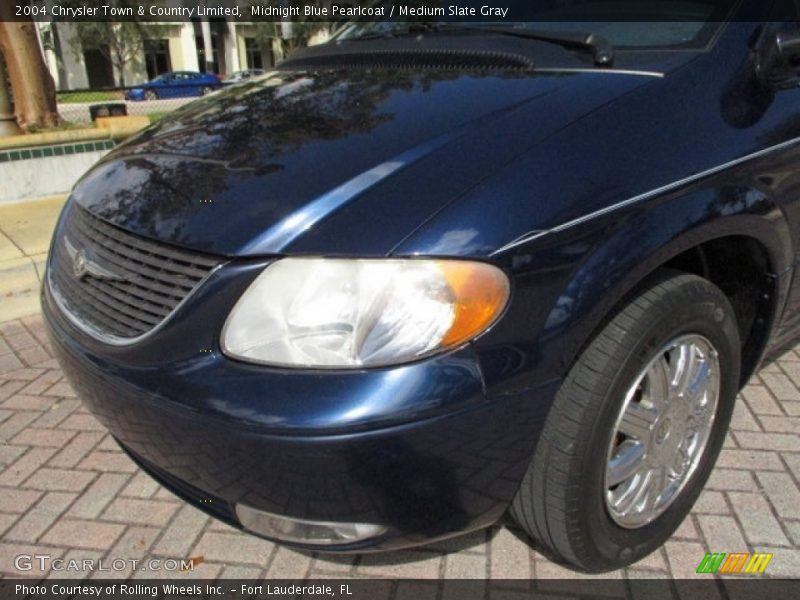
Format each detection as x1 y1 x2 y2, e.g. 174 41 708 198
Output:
535 186 793 390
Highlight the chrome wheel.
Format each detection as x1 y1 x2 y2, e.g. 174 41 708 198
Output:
605 334 720 528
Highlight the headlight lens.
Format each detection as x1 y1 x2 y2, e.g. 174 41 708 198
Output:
221 258 510 368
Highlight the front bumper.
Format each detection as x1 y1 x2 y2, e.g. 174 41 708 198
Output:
42 264 557 551
125 89 145 101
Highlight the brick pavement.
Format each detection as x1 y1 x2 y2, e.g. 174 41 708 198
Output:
1 315 799 584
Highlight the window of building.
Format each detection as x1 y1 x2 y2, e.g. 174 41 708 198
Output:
195 34 221 74
144 39 171 80
82 46 114 88
245 38 264 70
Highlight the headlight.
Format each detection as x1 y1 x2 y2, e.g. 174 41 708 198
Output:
221 258 510 368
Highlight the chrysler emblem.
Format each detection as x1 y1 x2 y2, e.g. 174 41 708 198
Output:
63 238 128 282
72 249 88 279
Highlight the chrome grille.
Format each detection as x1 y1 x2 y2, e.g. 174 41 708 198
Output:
49 204 222 342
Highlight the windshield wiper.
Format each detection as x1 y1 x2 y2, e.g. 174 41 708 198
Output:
382 23 614 67
344 23 614 67
443 24 614 66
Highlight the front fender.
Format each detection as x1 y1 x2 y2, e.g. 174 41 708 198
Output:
475 182 792 400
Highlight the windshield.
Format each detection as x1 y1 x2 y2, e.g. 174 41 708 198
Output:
334 1 727 49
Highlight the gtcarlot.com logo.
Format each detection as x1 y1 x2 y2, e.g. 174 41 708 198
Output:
14 554 198 573
696 552 773 575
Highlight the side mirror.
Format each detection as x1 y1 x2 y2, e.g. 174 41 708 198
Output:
757 28 800 87
776 30 800 68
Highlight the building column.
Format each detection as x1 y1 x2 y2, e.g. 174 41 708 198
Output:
200 19 214 73
225 21 240 75
179 23 199 71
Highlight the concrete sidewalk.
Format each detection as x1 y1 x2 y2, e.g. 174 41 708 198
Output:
0 196 66 322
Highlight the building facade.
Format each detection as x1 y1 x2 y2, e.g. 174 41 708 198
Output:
37 20 301 91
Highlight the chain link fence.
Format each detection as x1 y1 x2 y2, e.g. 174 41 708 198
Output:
56 86 219 125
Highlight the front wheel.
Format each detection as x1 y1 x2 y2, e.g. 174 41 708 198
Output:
200 86 213 96
510 272 741 572
144 89 158 101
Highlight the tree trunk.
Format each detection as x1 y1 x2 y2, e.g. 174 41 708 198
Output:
0 11 62 131
113 47 126 87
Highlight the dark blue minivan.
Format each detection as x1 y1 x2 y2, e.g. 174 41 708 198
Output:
43 2 800 572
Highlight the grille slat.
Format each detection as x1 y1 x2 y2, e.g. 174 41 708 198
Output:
76 210 219 268
76 217 214 280
66 274 162 329
56 270 153 334
103 280 182 310
83 279 171 321
70 228 199 291
69 218 203 287
68 229 196 297
50 205 222 341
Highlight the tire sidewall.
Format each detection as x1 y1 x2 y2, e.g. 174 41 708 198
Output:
581 287 740 567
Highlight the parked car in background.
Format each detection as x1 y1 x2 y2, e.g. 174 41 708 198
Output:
41 1 800 573
223 69 266 85
125 71 221 101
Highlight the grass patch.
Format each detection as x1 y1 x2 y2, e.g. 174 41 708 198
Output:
57 90 124 104
26 120 86 133
147 112 169 123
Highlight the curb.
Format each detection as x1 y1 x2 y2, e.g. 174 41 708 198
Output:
96 115 151 140
0 115 149 150
0 195 67 322
0 128 110 151
0 117 148 321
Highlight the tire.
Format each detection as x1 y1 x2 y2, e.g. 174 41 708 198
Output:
144 89 158 101
200 86 213 96
510 272 741 572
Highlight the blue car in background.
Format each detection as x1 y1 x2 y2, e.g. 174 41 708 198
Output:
125 71 221 101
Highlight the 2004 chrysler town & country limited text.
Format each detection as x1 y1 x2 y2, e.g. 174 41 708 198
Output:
42 4 800 572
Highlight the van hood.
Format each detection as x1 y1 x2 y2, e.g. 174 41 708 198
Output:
70 68 653 257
